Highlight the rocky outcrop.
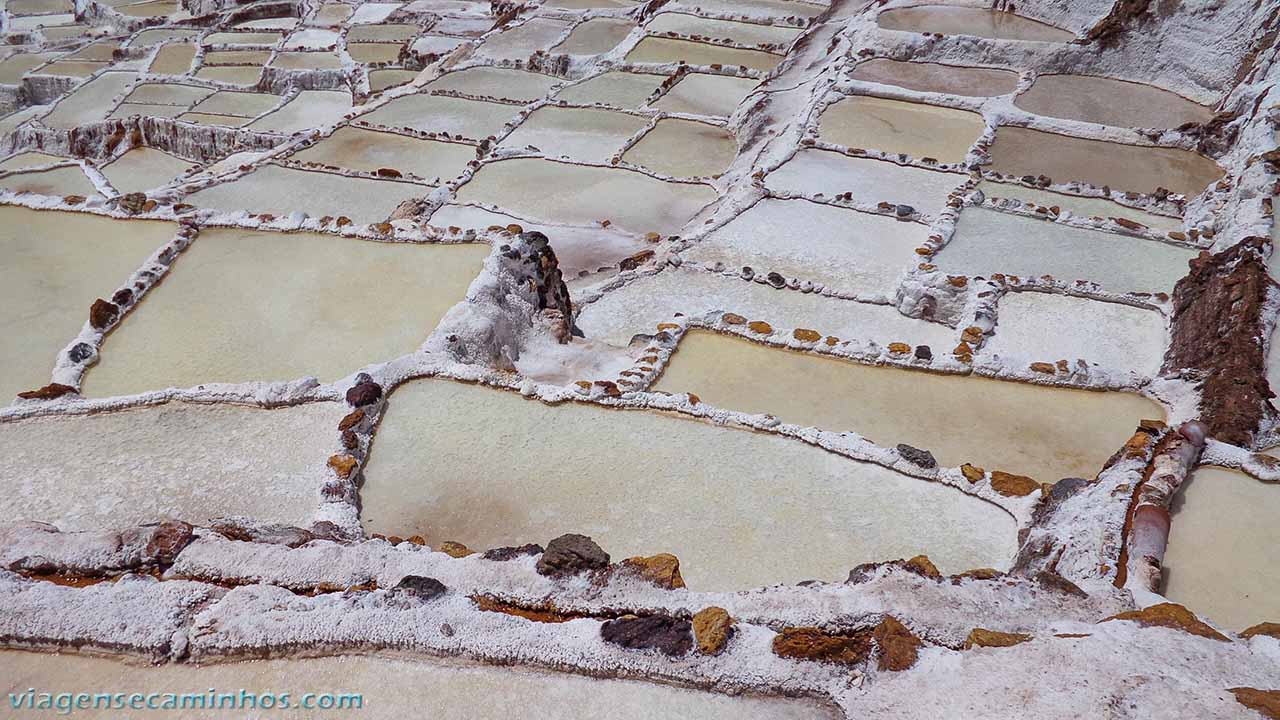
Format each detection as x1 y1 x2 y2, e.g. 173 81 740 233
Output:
600 615 692 656
535 534 609 576
1161 237 1275 447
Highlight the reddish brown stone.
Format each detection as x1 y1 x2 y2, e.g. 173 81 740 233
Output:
772 627 872 665
888 342 911 354
1241 622 1280 640
990 471 1040 497
16 383 77 401
620 553 685 589
1103 602 1230 641
89 299 119 330
963 628 1032 649
338 409 365 432
873 616 922 671
747 320 773 334
328 454 358 479
793 328 821 342
722 313 746 325
692 607 733 655
961 464 985 482
1030 362 1057 374
1231 688 1280 719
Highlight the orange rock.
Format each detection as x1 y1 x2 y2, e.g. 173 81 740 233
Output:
963 628 1032 649
574 380 592 390
1103 603 1230 641
1241 622 1280 640
888 342 912 354
1122 430 1154 458
621 553 685 589
793 328 821 342
439 541 474 558
327 454 358 479
952 341 973 360
904 555 941 579
772 627 872 665
406 535 427 546
505 224 523 234
1030 362 1057 374
961 464 985 482
16 383 77 401
1231 688 1280 719
687 393 700 405
874 616 922 671
947 276 968 288
338 409 365 432
952 568 1002 580
962 326 983 343
722 313 746 325
990 471 1040 497
692 607 733 655
825 336 839 346
747 321 773 334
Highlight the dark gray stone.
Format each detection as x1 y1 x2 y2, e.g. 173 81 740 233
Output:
600 615 692 656
536 533 609 576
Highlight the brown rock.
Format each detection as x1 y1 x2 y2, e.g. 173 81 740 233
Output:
621 553 685 589
482 543 544 561
536 533 610 576
141 520 195 564
17 383 77 401
888 342 911 354
1103 602 1230 641
963 628 1032 649
376 167 402 178
656 322 680 331
327 454 358 479
601 615 692 656
722 312 746 325
692 607 733 655
406 535 427 545
439 541 474 558
346 380 383 407
1112 216 1144 231
772 627 872 665
1230 688 1280 719
873 616 922 671
89 299 119 330
793 328 821 342
338 408 365 432
1241 622 1280 640
952 568 1003 580
904 554 941 579
747 320 773 334
1029 361 1057 374
990 471 1040 497
961 464 985 482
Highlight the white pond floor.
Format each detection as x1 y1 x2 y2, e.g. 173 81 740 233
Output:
361 379 1019 589
0 400 338 531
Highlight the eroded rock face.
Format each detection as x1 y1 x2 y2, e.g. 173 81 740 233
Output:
772 627 872 665
535 533 609 576
600 614 693 656
522 231 580 343
1162 237 1275 446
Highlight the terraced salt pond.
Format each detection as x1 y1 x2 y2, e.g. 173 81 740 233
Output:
100 147 196 192
425 67 561 102
625 37 782 72
653 331 1164 481
0 208 175 404
978 180 1183 233
0 400 338 530
988 127 1224 197
576 266 958 348
850 58 1019 97
361 94 521 138
1162 466 1280 629
185 164 422 224
645 12 802 48
936 207 1197 293
84 229 488 397
555 71 663 107
818 96 984 164
0 165 99 197
501 106 647 163
685 198 929 295
1014 75 1213 129
652 73 759 117
621 118 737 177
454 157 718 235
767 148 965 216
0 653 839 720
361 379 1020 589
876 5 1075 43
553 17 635 55
289 126 476 181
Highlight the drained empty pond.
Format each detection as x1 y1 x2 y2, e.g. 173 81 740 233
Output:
361 379 1019 590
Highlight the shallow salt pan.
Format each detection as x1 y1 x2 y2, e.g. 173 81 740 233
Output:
980 292 1167 378
767 148 964 216
652 73 758 117
0 151 67 171
84 229 487 396
555 71 662 108
654 331 1163 481
0 53 57 84
361 94 521 138
185 164 423 225
850 58 1019 97
977 180 1183 233
500 106 647 163
685 198 929 296
1162 466 1280 629
818 96 984 164
190 90 281 117
247 90 351 133
988 127 1224 198
0 652 839 720
99 147 196 192
0 208 174 404
362 379 1019 588
111 103 189 120
625 37 782 72
348 42 404 64
0 164 99 196
622 118 737 178
455 157 717 235
645 12 802 47
576 266 957 348
123 82 212 105
477 17 573 61
193 66 262 85
936 207 1196 294
425 67 561 102
289 126 476 181
40 71 136 130
148 42 196 74
0 401 338 530
876 5 1074 42
553 18 635 55
1014 74 1213 130
672 0 825 17
369 69 419 92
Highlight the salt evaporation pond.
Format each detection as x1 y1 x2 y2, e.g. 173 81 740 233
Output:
652 73 759 117
684 198 929 296
979 292 1167 378
575 267 958 349
555 71 662 108
1014 74 1213 129
621 118 737 177
361 379 1019 589
289 126 476 181
653 331 1164 481
185 164 423 225
988 127 1224 197
876 5 1075 42
818 96 984 164
0 401 339 530
625 37 782 72
0 652 840 720
850 58 1019 97
936 207 1196 293
0 208 174 404
361 94 522 138
84 229 488 397
454 157 717 235
1162 466 1280 630
100 147 196 193
553 17 634 55
500 106 647 164
978 180 1183 233
767 149 964 216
